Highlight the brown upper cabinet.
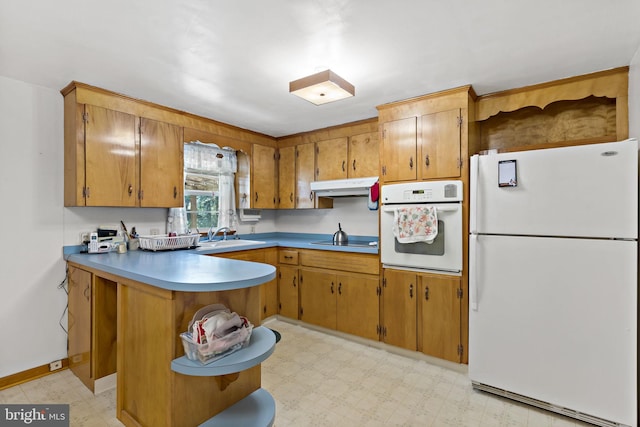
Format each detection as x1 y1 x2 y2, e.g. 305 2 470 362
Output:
63 99 183 207
315 137 348 181
139 118 184 207
78 104 138 207
295 142 315 208
380 117 417 182
63 81 278 209
377 86 474 184
347 131 379 178
277 145 296 209
419 109 462 180
277 142 316 209
251 144 277 209
316 131 379 181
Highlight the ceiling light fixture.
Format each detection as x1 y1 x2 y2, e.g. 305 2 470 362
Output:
289 69 355 105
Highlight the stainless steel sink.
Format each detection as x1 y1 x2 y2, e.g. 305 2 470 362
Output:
195 239 266 250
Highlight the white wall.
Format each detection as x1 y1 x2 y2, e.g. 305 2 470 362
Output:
274 198 379 237
0 76 67 377
629 44 640 139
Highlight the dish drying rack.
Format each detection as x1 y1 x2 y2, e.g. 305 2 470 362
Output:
138 234 200 251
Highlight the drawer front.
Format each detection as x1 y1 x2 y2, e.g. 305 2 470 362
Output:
299 250 379 275
212 249 266 262
279 250 299 265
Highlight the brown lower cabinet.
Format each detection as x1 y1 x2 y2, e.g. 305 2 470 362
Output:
279 248 381 342
381 268 463 362
380 269 418 350
277 265 299 318
299 268 337 329
275 250 463 362
67 265 117 392
335 273 380 341
219 248 463 364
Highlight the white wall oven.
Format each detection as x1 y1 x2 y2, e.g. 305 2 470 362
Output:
381 181 463 275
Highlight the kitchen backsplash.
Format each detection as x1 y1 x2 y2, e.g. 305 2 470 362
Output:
273 197 378 236
63 197 377 245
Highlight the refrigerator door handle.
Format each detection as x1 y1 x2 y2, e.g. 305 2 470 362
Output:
469 233 478 311
470 155 479 234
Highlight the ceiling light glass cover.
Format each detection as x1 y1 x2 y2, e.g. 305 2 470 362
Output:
289 69 355 105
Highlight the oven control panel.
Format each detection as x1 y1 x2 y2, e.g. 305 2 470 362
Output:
402 188 434 201
381 180 463 204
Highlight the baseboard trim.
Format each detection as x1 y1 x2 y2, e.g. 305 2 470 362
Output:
94 373 117 395
0 358 69 391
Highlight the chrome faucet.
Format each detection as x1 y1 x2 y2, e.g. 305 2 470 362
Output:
208 226 231 242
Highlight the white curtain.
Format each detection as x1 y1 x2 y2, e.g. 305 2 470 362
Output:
217 173 237 230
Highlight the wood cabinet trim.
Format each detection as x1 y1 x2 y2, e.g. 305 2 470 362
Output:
276 117 378 147
476 67 628 121
377 85 475 121
298 249 379 275
61 81 276 147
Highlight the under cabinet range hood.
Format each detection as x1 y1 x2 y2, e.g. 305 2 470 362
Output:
310 176 378 197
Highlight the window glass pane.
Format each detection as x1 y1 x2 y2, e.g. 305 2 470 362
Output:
185 193 219 232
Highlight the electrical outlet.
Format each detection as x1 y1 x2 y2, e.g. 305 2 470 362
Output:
150 228 160 235
80 232 90 243
250 225 256 234
49 360 62 371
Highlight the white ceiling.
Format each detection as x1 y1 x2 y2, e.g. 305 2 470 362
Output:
2 1 640 138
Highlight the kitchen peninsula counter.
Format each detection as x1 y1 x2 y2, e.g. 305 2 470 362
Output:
66 250 276 427
66 249 276 292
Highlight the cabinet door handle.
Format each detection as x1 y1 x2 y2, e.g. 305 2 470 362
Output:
409 283 413 298
128 185 133 196
290 193 293 202
255 192 259 202
425 286 430 300
338 282 342 295
284 255 293 260
409 156 414 169
309 192 313 201
341 160 345 172
83 284 90 302
293 276 297 287
331 282 334 294
352 159 356 171
173 186 177 198
425 154 430 167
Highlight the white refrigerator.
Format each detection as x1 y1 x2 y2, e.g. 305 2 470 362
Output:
469 139 638 427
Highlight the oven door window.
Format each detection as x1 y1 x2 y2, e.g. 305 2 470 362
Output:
394 220 445 255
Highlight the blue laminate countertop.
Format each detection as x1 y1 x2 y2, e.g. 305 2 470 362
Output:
64 233 377 292
66 250 276 292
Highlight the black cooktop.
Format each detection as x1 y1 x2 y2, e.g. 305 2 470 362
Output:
310 240 377 248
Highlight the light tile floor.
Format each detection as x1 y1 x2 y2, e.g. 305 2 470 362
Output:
0 319 593 426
